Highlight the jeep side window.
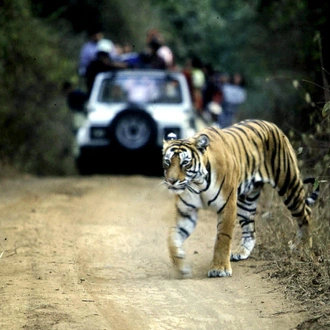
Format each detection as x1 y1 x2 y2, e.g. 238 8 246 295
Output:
99 79 127 103
110 84 126 102
157 78 182 103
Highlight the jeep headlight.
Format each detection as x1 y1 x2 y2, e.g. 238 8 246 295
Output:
163 127 181 139
90 127 107 139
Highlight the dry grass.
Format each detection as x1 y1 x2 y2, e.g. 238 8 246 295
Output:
253 177 330 328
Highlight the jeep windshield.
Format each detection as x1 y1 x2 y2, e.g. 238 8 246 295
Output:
97 73 183 104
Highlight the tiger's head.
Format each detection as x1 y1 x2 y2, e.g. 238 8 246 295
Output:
162 132 210 194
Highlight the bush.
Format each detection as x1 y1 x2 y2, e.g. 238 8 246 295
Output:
0 0 76 175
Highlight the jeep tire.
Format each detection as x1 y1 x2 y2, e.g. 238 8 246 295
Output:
110 110 157 150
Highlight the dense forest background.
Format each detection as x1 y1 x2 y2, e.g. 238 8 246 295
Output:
0 0 329 175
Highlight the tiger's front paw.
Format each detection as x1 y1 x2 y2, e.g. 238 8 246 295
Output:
171 258 192 278
230 251 249 262
207 264 232 277
179 264 192 278
231 238 255 261
170 253 192 278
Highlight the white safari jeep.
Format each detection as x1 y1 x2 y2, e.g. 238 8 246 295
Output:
75 69 196 174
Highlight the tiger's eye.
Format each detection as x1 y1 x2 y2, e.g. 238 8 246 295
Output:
163 159 170 168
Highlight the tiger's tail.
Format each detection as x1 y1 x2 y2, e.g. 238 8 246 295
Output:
303 177 320 206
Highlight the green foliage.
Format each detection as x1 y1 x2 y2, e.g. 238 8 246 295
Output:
322 101 330 117
153 0 254 71
100 0 160 48
0 0 76 175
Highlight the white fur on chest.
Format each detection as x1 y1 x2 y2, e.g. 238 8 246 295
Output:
180 182 228 212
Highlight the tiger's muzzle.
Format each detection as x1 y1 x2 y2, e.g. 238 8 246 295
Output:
164 178 187 194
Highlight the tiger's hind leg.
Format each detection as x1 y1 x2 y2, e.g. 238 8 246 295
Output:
290 208 312 253
283 180 313 252
231 183 263 261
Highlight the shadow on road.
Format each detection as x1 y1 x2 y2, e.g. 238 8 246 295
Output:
77 147 164 177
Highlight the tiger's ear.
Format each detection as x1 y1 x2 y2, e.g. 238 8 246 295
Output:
195 134 209 153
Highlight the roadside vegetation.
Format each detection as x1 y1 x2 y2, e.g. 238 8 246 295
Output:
255 110 330 328
0 0 329 326
0 0 76 174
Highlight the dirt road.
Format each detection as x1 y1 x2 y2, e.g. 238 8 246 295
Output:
0 175 307 329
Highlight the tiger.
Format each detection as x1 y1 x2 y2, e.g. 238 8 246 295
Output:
162 119 319 278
